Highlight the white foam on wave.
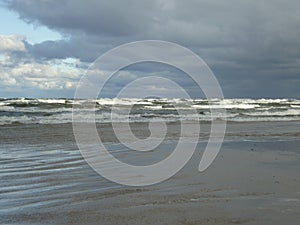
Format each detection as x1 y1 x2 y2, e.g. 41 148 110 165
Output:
36 99 68 104
97 98 156 106
0 115 34 125
291 105 300 108
192 104 259 109
144 105 163 110
0 102 8 106
0 106 15 111
244 109 300 116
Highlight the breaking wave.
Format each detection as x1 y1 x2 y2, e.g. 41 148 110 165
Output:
0 98 300 125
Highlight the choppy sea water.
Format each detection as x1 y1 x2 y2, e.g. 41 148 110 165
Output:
1 98 300 125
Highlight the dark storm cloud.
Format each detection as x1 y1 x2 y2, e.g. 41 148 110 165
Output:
5 0 300 98
6 0 156 36
25 38 106 62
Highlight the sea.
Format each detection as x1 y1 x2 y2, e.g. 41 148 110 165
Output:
1 98 300 125
1 98 300 224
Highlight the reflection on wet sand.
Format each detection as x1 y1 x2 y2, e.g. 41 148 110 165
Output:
0 121 300 224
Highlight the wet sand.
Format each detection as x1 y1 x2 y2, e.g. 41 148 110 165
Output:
0 121 300 224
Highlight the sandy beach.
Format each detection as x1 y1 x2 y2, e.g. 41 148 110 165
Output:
0 121 299 224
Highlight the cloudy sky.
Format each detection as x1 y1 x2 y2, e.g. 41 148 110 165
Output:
0 0 300 98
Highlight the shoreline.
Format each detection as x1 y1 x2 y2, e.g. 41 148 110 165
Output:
0 121 299 224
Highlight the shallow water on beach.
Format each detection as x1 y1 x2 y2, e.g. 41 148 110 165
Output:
0 121 300 224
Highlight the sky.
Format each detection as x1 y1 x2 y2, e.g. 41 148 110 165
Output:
0 0 300 99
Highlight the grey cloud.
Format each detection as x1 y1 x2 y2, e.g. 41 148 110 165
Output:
6 0 156 36
4 0 300 98
25 39 101 62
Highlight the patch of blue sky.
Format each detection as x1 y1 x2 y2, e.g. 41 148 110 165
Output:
0 6 62 44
